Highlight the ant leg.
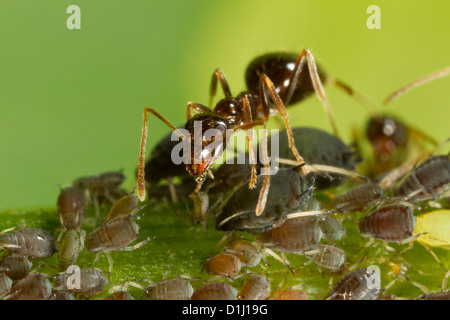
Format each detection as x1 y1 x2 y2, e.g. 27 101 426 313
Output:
138 107 185 202
328 78 378 115
242 94 257 189
383 66 450 105
283 49 339 137
209 68 232 108
259 73 308 173
186 102 214 121
255 123 271 216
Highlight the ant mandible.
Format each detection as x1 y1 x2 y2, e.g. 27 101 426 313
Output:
137 49 338 215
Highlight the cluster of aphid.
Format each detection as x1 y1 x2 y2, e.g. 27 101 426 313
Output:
1 50 449 300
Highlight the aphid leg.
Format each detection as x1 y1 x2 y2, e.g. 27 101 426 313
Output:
383 66 450 106
119 236 154 252
242 94 257 189
263 247 295 274
106 252 113 274
442 269 450 291
209 68 232 108
383 241 396 252
93 196 100 222
212 232 235 255
421 243 447 271
402 275 431 295
110 280 146 294
283 49 339 137
138 107 185 202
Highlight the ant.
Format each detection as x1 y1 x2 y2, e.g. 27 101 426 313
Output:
354 67 450 178
138 49 350 215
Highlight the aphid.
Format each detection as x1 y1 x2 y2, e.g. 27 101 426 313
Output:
53 268 108 295
224 238 261 268
105 194 139 221
0 273 13 299
73 171 126 211
394 155 450 203
215 167 316 232
205 253 242 277
191 282 237 300
268 289 308 300
59 230 84 272
304 244 346 271
238 274 270 300
326 268 381 300
359 204 416 242
138 49 339 216
331 182 384 213
0 253 32 280
259 216 323 253
414 209 450 248
269 127 360 189
57 186 85 231
102 291 134 300
9 273 52 300
145 278 194 300
48 291 76 300
318 215 346 241
0 227 57 259
86 215 152 272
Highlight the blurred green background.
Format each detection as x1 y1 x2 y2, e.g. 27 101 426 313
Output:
0 0 449 211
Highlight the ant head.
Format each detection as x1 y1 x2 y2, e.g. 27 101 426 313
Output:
184 113 229 181
366 115 408 155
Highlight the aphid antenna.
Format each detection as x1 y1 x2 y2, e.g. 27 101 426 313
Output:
273 210 337 229
0 224 26 235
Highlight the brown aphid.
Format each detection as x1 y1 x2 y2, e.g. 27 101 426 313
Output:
327 268 381 300
106 194 139 221
57 186 85 231
145 278 194 300
269 289 308 300
59 230 83 272
359 204 416 242
238 274 270 300
9 273 52 300
54 268 107 295
318 215 346 241
86 216 148 253
205 253 242 277
224 238 261 268
0 273 13 299
191 282 237 300
332 182 384 213
395 155 450 203
259 216 323 253
305 244 346 271
103 291 134 300
0 254 32 280
48 291 76 300
0 228 57 259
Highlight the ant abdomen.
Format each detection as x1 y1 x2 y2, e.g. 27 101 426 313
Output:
245 52 326 106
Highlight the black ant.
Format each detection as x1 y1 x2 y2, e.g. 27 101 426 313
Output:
354 67 450 178
137 49 350 215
